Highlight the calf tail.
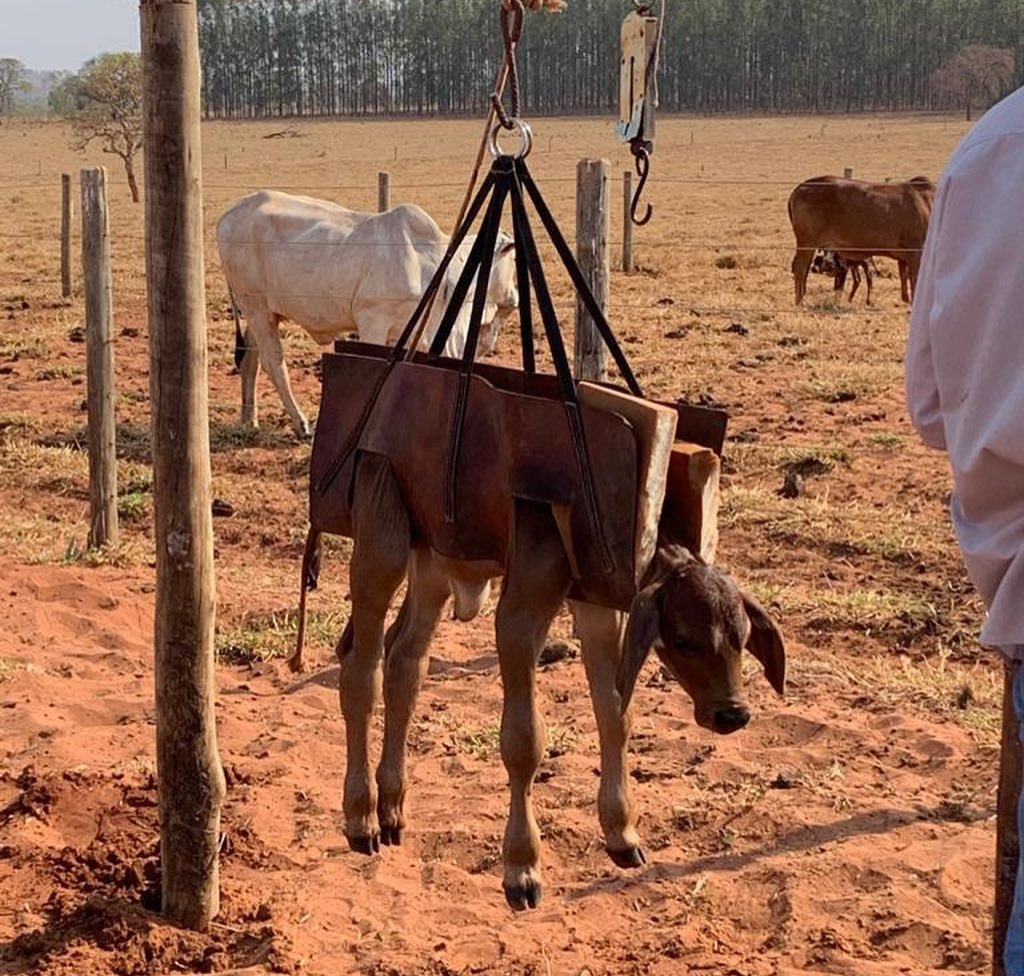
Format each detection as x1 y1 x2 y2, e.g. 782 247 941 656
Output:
227 286 246 370
288 526 324 673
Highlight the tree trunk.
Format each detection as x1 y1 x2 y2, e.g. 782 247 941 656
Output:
125 155 140 204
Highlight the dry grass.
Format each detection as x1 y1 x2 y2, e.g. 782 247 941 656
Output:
0 111 990 728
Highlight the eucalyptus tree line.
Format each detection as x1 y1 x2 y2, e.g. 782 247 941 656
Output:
196 0 1022 118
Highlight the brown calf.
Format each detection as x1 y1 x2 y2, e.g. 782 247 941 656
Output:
336 452 786 910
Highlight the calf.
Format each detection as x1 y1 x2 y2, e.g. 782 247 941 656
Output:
335 452 786 909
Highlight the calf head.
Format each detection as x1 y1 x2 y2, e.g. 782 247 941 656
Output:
618 545 785 734
810 249 838 276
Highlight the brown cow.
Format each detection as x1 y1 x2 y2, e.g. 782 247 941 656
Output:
788 175 934 305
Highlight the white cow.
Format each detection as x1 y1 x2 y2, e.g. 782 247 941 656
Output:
216 189 519 437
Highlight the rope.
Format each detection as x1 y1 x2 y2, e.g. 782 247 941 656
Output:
491 0 524 129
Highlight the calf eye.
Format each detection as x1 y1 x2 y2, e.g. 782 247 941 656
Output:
673 637 696 653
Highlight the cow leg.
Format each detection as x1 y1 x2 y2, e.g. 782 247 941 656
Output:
862 261 874 305
246 311 311 438
898 262 909 303
792 248 813 305
848 265 861 303
237 326 262 429
340 454 411 854
902 257 919 304
376 549 450 846
571 600 645 868
496 500 571 910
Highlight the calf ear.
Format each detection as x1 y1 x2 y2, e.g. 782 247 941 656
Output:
498 237 515 255
617 584 661 714
742 592 786 696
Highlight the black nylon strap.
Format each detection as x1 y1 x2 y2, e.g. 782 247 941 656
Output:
517 161 643 397
390 169 497 361
443 175 511 521
509 164 535 373
316 170 499 495
509 170 615 574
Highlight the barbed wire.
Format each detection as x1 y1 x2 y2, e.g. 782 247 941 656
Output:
0 174 933 193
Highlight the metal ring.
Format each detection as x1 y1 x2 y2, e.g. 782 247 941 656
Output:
487 119 532 160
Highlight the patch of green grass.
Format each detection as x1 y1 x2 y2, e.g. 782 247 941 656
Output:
118 489 150 522
61 537 147 568
459 723 502 760
867 432 904 451
0 334 47 360
216 607 348 665
36 364 82 381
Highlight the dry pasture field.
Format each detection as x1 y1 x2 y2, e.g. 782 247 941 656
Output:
0 114 1003 976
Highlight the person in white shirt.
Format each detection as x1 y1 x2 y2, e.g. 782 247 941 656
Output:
905 83 1024 975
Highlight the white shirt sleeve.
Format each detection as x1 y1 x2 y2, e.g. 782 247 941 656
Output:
904 184 949 451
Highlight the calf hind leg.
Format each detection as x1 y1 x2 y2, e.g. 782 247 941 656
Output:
376 550 451 845
496 500 572 910
339 454 411 853
572 601 645 868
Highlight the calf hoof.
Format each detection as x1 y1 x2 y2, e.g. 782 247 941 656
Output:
347 832 380 855
504 881 542 911
379 823 403 846
607 845 646 869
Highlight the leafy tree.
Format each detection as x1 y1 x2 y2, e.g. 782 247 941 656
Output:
0 58 28 116
930 44 1015 118
54 53 144 202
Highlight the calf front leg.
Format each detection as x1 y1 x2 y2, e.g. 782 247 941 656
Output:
572 601 645 868
376 549 451 845
496 500 571 910
340 454 411 853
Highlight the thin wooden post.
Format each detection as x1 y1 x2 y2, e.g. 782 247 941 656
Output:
61 174 73 298
843 167 854 179
995 657 1022 976
575 158 609 382
622 170 634 274
81 167 118 550
378 171 390 212
140 0 224 932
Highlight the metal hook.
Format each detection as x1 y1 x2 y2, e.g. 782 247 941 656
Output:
629 144 653 226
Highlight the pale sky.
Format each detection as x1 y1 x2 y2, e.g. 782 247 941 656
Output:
4 0 141 72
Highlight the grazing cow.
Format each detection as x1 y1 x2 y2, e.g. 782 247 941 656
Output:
216 190 518 437
332 452 786 909
788 175 934 305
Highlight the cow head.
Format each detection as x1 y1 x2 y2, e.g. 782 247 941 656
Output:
617 545 786 734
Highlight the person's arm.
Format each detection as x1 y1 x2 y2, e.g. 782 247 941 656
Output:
904 184 949 451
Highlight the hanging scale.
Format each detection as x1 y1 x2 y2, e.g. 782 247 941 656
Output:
616 0 661 225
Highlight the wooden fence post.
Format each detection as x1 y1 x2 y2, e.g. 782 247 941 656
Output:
378 171 390 212
843 167 854 179
81 167 118 550
140 0 224 932
995 658 1022 976
622 170 634 274
61 174 73 298
575 158 609 382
